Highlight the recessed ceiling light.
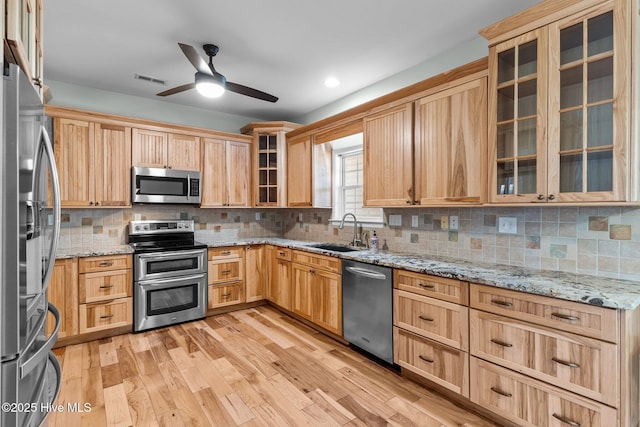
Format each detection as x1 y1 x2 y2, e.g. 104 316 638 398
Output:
324 77 340 88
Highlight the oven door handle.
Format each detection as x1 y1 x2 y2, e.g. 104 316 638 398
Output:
137 274 206 287
137 249 206 259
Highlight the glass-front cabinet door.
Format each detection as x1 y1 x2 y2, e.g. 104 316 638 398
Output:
548 2 628 202
489 29 548 203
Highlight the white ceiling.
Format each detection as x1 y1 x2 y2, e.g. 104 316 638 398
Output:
44 0 542 122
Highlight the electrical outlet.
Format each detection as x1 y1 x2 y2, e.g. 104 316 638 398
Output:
388 214 402 227
449 215 459 230
298 213 303 222
498 216 518 234
255 213 261 221
411 215 419 228
440 215 449 230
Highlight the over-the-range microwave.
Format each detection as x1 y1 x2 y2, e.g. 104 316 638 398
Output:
131 166 201 204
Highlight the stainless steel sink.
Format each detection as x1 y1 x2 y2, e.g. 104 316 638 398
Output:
309 243 362 252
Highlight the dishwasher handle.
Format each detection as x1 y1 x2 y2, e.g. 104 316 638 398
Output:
345 266 388 280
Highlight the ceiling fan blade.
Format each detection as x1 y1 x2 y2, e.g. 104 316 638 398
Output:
226 81 279 103
156 82 196 97
178 43 212 75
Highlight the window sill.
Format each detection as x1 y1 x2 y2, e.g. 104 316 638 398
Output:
328 219 385 229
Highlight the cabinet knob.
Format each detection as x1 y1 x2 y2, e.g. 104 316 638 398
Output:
405 200 411 204
96 201 100 206
89 201 94 205
537 195 545 200
548 194 555 200
168 166 172 169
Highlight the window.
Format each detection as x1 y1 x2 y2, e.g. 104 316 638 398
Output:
331 134 383 223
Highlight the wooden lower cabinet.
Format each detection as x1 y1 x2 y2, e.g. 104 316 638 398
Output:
48 258 79 339
269 257 292 310
470 309 618 407
208 283 244 309
394 328 469 397
470 357 616 427
245 245 265 302
79 298 133 334
290 251 342 336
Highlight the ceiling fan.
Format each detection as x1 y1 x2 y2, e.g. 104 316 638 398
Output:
157 43 278 103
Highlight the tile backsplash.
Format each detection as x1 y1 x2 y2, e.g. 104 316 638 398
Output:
59 205 640 280
282 206 640 280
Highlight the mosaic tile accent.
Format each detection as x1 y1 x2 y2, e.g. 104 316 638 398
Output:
221 212 228 219
470 238 483 250
410 233 419 243
180 212 189 219
526 236 541 249
61 213 70 223
550 244 567 259
448 231 458 242
214 225 221 232
92 226 103 234
483 215 496 227
108 229 118 238
610 224 631 240
589 216 608 231
81 217 93 226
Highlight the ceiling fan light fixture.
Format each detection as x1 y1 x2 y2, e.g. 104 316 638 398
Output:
195 72 225 98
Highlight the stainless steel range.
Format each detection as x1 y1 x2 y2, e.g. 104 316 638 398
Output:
128 220 208 332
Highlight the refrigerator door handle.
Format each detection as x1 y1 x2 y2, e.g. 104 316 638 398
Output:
20 303 60 379
36 125 61 293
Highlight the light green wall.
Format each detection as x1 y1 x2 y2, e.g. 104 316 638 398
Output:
294 37 488 124
45 80 260 133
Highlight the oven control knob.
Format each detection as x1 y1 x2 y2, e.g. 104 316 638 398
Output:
134 225 140 231
143 225 149 230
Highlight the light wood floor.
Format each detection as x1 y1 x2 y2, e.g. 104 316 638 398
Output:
49 306 498 426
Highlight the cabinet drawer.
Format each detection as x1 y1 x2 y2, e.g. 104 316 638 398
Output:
470 284 619 343
274 247 292 261
79 254 132 273
470 357 617 427
79 269 132 303
394 270 468 305
394 328 469 397
208 283 244 309
208 260 244 284
394 290 468 351
470 310 618 407
208 247 244 260
292 250 340 273
79 298 133 334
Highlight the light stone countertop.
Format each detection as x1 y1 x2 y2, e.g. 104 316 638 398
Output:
55 245 134 259
57 237 640 310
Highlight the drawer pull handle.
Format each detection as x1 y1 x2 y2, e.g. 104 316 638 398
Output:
221 293 232 298
99 285 114 289
100 314 114 319
418 355 434 363
418 315 434 322
418 283 435 289
552 413 581 426
221 269 232 274
278 252 286 256
220 251 231 255
490 339 513 348
490 299 513 307
490 387 512 398
98 261 114 267
552 357 580 368
551 312 580 321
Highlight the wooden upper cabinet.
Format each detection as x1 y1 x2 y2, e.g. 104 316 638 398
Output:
6 0 44 92
363 103 414 206
414 77 488 205
287 135 312 207
94 124 132 207
132 129 200 171
54 118 95 207
201 138 250 207
484 0 633 203
54 118 132 207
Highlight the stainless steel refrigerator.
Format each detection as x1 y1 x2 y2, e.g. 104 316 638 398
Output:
1 63 62 426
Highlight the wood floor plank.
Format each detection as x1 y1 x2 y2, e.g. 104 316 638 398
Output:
170 385 211 427
386 396 444 427
306 388 356 425
99 341 119 366
116 345 140 379
219 392 256 425
123 376 158 427
191 352 235 397
302 403 343 427
101 363 123 388
195 387 239 426
229 375 270 409
337 394 388 427
103 383 134 427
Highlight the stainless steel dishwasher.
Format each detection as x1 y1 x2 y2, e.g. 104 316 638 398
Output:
342 260 393 364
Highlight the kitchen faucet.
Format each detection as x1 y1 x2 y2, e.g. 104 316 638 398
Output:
339 212 363 247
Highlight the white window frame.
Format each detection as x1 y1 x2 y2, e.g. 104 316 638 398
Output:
330 145 383 226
